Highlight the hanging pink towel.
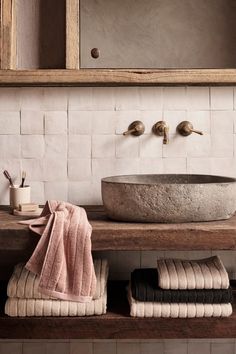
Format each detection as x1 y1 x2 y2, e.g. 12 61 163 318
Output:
20 200 96 302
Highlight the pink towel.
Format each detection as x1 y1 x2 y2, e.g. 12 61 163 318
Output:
20 200 96 302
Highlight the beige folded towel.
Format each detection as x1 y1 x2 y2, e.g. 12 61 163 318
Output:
7 259 108 300
5 292 107 317
128 290 232 318
5 259 108 317
156 256 229 290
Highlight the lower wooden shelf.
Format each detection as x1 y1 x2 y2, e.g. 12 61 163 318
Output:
0 281 236 339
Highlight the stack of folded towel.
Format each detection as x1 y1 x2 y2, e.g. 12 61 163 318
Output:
5 259 108 317
129 256 233 318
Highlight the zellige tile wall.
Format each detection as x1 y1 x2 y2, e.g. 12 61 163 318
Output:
1 86 236 353
0 86 236 205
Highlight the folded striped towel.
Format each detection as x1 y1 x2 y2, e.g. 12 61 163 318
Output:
5 259 108 317
5 293 107 317
131 268 233 303
7 259 108 300
156 256 229 290
128 288 232 318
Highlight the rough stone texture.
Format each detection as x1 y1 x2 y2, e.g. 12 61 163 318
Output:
102 174 236 223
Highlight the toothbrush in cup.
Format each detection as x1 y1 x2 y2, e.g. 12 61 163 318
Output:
3 170 14 187
20 171 26 188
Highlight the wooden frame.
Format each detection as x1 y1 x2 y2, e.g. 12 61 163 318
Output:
0 0 236 85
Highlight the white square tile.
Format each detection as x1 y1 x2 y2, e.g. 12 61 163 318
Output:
187 342 210 354
68 135 91 158
162 158 187 173
114 251 141 280
211 343 235 354
116 135 140 158
69 111 92 134
187 134 211 157
45 135 67 158
187 111 211 134
23 342 46 354
92 111 116 134
140 342 164 354
211 111 235 133
140 135 163 158
187 158 211 174
44 182 68 201
21 111 44 134
210 158 235 177
141 251 165 267
0 135 21 159
211 133 233 157
164 341 187 354
0 343 22 354
21 135 44 158
68 181 94 205
163 135 187 158
114 87 140 110
115 158 140 175
69 87 115 111
211 87 233 110
45 343 70 354
139 87 163 110
70 342 93 354
187 87 210 110
163 111 187 134
0 88 20 111
20 88 43 110
92 135 115 158
68 159 91 181
30 181 45 204
163 87 187 110
93 342 116 354
43 158 67 181
117 342 140 354
92 158 116 180
21 159 44 181
42 88 68 111
45 111 67 134
139 158 163 174
115 111 141 135
0 112 20 134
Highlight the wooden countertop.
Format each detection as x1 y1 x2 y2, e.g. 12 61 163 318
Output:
1 205 236 251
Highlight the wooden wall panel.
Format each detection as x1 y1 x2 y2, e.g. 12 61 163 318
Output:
66 0 79 69
0 0 16 69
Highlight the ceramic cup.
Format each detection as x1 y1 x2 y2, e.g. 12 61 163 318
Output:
9 185 31 210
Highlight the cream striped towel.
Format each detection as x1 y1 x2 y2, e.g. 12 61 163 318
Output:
5 259 108 317
156 256 229 290
128 288 232 318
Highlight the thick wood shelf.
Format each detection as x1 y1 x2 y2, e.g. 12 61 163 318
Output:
1 206 236 252
0 69 236 86
0 281 236 339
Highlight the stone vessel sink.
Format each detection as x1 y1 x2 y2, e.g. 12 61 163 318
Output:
101 174 236 223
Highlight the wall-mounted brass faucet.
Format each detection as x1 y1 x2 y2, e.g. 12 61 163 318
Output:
177 121 203 136
152 121 169 144
123 120 145 136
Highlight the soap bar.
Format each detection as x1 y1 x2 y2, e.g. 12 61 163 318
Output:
19 203 39 212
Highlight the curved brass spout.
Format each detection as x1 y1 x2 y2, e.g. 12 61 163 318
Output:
152 121 169 144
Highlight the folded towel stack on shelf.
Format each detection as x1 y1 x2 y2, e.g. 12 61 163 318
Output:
129 256 233 318
5 259 108 317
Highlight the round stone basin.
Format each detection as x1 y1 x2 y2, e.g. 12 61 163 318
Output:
101 174 236 223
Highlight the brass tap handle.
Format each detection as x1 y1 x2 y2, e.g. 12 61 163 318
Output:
123 121 145 136
177 121 203 137
152 121 169 144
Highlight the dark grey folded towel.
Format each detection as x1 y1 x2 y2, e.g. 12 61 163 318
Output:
131 269 233 304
